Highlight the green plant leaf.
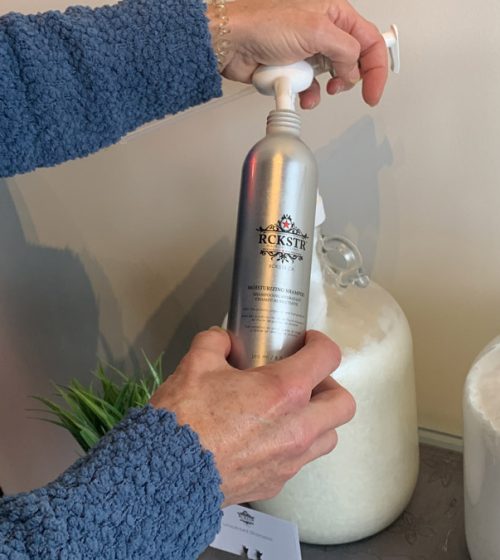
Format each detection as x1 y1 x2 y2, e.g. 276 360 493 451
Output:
143 352 162 388
32 353 164 452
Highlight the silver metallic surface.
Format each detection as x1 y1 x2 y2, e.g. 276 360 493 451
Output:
228 110 317 369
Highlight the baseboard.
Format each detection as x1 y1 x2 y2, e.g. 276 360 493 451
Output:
418 427 463 452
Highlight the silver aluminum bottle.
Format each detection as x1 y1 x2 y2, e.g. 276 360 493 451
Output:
228 109 318 369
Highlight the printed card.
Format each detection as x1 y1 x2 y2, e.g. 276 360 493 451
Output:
210 505 302 560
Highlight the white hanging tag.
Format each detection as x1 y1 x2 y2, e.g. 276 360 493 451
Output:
210 505 302 560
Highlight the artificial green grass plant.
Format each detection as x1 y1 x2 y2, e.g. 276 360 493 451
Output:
33 355 164 453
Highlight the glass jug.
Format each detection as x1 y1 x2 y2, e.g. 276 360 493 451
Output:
252 226 419 545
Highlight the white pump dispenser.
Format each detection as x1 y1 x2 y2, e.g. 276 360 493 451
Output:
252 24 400 113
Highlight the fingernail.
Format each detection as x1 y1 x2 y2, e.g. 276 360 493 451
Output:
209 325 226 332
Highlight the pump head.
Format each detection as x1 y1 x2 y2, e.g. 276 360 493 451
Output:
252 61 314 112
252 24 400 111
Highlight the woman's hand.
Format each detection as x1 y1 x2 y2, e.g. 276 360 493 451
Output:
207 0 388 109
150 327 355 507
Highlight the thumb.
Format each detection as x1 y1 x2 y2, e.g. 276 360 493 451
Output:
181 327 232 373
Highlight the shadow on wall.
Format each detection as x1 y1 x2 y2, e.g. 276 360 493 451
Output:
0 180 99 493
130 237 233 374
78 248 126 368
316 116 393 274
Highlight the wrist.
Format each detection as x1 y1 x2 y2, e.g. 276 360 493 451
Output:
206 0 236 74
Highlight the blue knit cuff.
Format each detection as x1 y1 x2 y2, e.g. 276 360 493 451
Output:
0 405 224 559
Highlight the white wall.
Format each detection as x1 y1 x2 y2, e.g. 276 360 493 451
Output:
1 0 500 493
347 0 500 436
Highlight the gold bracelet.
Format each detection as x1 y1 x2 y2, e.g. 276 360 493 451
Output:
207 0 232 72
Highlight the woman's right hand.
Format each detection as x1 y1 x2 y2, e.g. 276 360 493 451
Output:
150 327 355 506
207 0 388 108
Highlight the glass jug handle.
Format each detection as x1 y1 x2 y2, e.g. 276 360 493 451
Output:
320 235 370 289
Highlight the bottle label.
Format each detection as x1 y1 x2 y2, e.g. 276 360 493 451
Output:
257 214 308 264
229 210 313 368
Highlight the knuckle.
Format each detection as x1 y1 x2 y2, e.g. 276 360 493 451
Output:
341 389 357 422
348 392 357 417
265 375 287 407
324 338 342 370
267 375 304 410
266 482 285 500
312 431 339 462
268 375 288 408
284 379 309 407
283 422 312 457
280 461 301 483
367 21 382 41
325 429 339 455
331 386 356 427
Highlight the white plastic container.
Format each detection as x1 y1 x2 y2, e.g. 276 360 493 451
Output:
252 209 419 544
464 336 500 560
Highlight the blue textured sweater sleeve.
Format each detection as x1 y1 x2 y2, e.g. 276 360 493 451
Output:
0 0 222 177
0 406 224 559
